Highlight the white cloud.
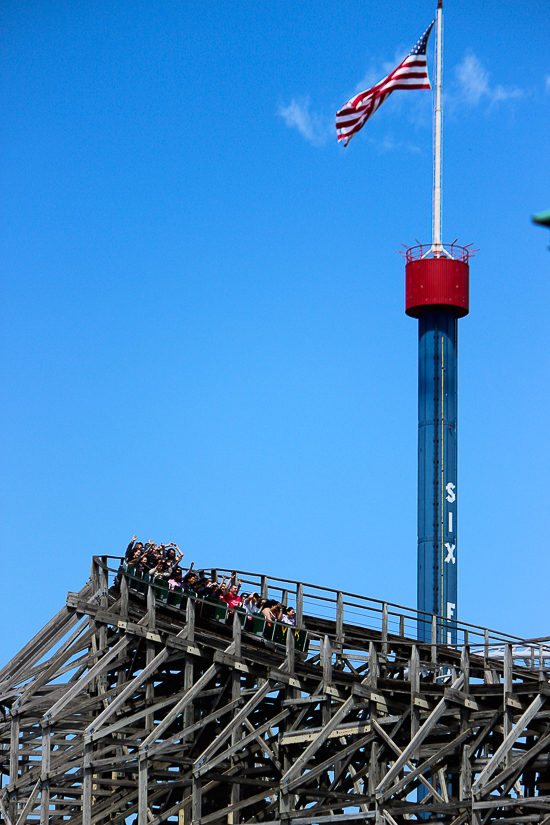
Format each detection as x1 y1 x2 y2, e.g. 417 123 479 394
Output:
278 98 330 147
491 85 523 103
455 53 490 105
454 52 523 106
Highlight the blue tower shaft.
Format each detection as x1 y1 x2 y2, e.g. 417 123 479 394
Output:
417 309 458 643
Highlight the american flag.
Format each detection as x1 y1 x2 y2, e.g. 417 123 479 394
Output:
336 21 434 146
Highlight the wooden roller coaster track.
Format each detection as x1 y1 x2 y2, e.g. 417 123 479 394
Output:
1 556 550 825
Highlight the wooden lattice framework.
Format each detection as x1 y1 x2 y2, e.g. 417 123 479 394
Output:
1 556 550 825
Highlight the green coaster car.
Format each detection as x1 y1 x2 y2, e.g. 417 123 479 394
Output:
154 578 169 603
272 622 290 645
167 587 183 608
244 613 266 636
200 597 228 623
263 620 275 641
127 567 147 594
227 606 247 627
293 628 309 652
271 621 309 652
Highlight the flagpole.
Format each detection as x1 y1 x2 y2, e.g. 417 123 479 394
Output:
432 0 443 255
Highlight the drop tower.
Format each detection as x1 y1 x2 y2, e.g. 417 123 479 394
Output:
405 0 473 643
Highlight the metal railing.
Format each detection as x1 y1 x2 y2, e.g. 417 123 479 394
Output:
95 556 550 674
402 242 475 263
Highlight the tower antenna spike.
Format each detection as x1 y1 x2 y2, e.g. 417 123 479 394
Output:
431 0 444 255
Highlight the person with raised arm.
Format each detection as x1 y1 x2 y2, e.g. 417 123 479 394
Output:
221 581 243 609
124 535 140 560
164 544 183 575
282 607 296 626
243 592 262 617
149 559 171 581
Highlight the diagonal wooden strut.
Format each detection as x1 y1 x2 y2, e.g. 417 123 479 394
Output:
472 694 546 793
280 695 356 791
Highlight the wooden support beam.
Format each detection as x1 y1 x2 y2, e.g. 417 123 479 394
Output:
467 705 504 759
336 592 344 644
195 707 289 778
296 583 304 627
82 740 92 825
371 719 445 803
472 794 550 810
431 615 438 664
194 676 278 773
40 726 51 825
381 604 388 660
186 596 195 642
461 645 470 693
377 729 475 805
0 604 82 690
322 636 332 684
183 651 194 743
9 713 19 787
0 793 14 825
286 620 295 674
140 662 220 757
481 729 550 797
376 674 463 794
472 694 547 793
192 774 202 822
8 713 19 822
243 716 282 770
138 755 148 825
322 636 332 726
120 572 129 617
15 621 92 710
197 787 280 825
14 779 40 825
84 644 170 736
147 581 156 629
449 813 469 825
287 729 377 794
281 696 356 791
146 696 243 759
504 643 513 768
42 636 129 725
368 642 378 690
86 682 194 744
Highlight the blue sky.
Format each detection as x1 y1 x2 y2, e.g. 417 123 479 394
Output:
1 0 549 664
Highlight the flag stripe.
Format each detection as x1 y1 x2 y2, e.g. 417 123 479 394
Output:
336 22 434 146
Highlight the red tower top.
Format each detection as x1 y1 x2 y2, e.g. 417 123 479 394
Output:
404 243 471 318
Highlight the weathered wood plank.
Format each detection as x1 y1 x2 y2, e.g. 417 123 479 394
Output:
472 694 546 792
280 696 356 791
375 674 464 793
41 636 129 725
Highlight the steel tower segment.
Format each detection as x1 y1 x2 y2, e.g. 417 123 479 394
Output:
406 246 470 643
417 308 458 642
